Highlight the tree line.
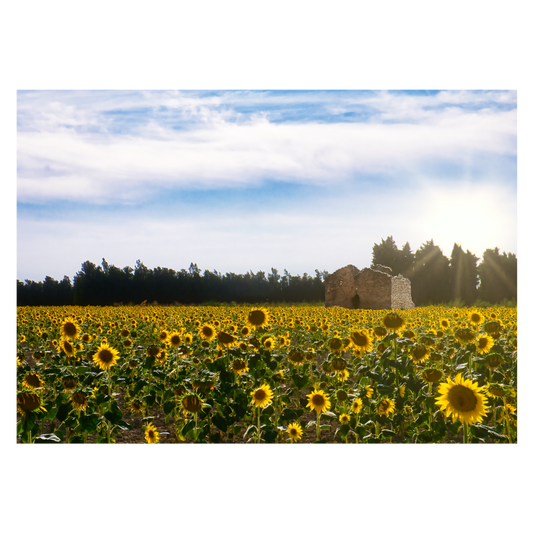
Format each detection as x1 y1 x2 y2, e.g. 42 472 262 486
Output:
371 236 517 306
17 237 517 306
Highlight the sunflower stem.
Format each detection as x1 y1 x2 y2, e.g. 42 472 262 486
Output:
256 408 261 443
463 421 469 444
316 413 321 442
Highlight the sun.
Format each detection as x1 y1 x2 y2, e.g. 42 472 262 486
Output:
435 373 488 425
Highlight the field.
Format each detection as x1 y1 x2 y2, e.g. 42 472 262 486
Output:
16 304 517 444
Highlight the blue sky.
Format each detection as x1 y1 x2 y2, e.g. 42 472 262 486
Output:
17 90 517 282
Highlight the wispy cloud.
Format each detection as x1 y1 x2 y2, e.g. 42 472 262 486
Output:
17 90 516 204
17 90 517 282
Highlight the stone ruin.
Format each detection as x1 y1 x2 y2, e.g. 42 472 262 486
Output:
325 264 415 310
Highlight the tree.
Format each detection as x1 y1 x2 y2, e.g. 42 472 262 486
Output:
411 240 451 305
478 248 517 303
450 244 479 305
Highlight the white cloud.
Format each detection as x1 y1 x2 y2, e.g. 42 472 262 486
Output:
18 96 516 204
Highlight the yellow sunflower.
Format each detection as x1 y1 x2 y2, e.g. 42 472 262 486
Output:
231 358 249 375
262 336 276 351
181 393 204 414
306 389 331 414
168 330 182 347
92 343 120 370
422 368 443 383
454 328 477 345
383 313 405 331
60 318 80 340
17 392 43 414
469 311 485 326
199 323 217 342
71 391 89 411
286 422 303 442
288 349 306 366
217 331 238 348
339 413 351 425
22 372 44 390
59 338 77 358
435 373 488 425
476 335 494 354
145 422 159 443
349 330 373 352
251 384 273 409
378 398 396 418
410 344 430 364
351 398 363 414
247 308 269 328
328 336 344 353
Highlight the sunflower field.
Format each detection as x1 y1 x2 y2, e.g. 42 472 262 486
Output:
16 304 517 443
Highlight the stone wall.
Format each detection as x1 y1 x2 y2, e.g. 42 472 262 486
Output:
325 264 415 310
355 268 392 310
324 264 359 309
391 276 415 310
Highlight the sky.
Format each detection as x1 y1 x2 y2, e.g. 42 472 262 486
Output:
17 89 517 283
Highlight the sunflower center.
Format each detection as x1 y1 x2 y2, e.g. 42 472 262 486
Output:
448 385 478 412
63 322 77 336
248 310 266 326
99 349 113 363
350 332 367 347
254 389 267 401
312 394 325 406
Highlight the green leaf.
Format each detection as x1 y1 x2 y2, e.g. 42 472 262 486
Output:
321 411 337 419
163 401 175 415
181 420 196 438
212 414 228 433
79 413 100 433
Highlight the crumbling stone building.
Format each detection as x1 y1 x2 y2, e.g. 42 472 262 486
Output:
325 264 415 310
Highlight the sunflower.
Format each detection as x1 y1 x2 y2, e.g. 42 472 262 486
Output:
378 398 396 417
251 384 273 409
306 389 331 414
454 328 477 345
486 355 502 370
231 358 249 375
337 369 350 382
60 318 80 340
62 377 78 392
328 336 344 353
181 393 204 414
129 399 144 414
373 326 387 339
476 335 494 354
286 422 303 442
247 308 269 328
469 311 485 326
59 338 76 358
145 422 159 443
167 330 182 347
422 368 443 383
146 345 161 358
339 413 351 425
365 386 374 398
92 343 120 370
331 357 347 372
17 392 42 414
288 349 306 366
71 391 89 411
240 326 251 337
158 330 170 343
22 372 44 390
383 313 405 331
410 345 430 364
349 330 373 351
199 323 216 342
217 331 238 348
351 398 363 414
262 336 276 351
435 373 488 425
